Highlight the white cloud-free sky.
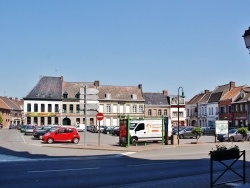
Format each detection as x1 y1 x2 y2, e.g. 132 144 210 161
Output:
1 0 250 101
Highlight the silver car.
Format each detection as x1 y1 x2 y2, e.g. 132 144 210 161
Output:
178 127 200 139
24 125 36 135
217 129 250 142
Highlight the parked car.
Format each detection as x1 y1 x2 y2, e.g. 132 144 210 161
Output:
20 125 28 133
201 127 215 135
111 126 120 136
175 127 200 139
217 129 250 142
42 126 80 144
103 126 114 134
9 124 16 129
75 124 85 132
24 125 36 135
90 125 98 133
33 125 59 140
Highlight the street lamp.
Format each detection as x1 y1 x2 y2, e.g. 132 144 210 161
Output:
177 87 185 145
242 27 250 52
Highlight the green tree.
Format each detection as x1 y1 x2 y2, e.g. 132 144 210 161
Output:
192 127 203 143
237 127 248 140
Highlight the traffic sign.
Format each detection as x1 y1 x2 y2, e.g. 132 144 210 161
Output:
96 112 104 121
86 104 99 111
86 95 99 100
86 88 99 95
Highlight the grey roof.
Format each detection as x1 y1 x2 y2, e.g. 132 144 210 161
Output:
143 92 170 106
24 76 63 100
98 85 144 101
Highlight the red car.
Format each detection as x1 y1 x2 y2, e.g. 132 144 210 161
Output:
42 126 80 144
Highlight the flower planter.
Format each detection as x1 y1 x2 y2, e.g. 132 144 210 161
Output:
210 149 240 161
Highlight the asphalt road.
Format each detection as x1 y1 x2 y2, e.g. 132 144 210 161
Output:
1 129 250 187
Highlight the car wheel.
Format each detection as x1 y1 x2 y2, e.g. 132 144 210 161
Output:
39 135 43 140
131 137 138 145
229 137 234 142
179 134 184 139
73 138 79 144
47 138 54 144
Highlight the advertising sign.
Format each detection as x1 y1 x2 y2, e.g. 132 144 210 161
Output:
119 119 128 146
215 120 228 134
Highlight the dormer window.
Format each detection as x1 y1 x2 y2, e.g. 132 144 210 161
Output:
131 94 137 100
75 92 80 99
159 102 163 105
63 92 68 99
240 90 245 98
105 93 111 99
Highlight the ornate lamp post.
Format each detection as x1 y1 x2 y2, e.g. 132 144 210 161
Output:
177 87 185 145
243 27 250 52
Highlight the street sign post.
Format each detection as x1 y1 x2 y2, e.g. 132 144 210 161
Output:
96 112 104 121
96 112 104 147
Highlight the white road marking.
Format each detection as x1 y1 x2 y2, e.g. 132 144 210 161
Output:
128 161 177 167
28 167 100 173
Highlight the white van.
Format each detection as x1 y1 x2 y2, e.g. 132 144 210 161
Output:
129 118 171 144
75 124 85 132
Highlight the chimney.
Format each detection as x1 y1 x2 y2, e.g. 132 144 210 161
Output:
94 80 99 87
138 84 142 90
15 97 18 100
163 90 168 96
230 81 235 90
204 90 209 94
9 97 12 99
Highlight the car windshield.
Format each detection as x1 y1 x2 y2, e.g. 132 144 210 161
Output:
229 129 237 134
48 127 58 132
130 123 138 130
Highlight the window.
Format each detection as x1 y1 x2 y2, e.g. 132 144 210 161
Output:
76 105 80 113
139 105 143 113
106 104 111 113
70 104 73 113
240 104 243 112
34 104 38 112
55 104 59 112
48 104 52 112
63 92 68 99
40 117 44 126
41 104 45 112
48 117 51 124
27 117 31 124
148 109 152 116
228 106 232 113
55 117 58 124
34 117 38 125
135 123 144 131
164 109 168 116
220 106 226 114
27 103 31 112
113 104 117 113
158 109 162 116
75 92 80 99
132 105 137 113
63 104 67 113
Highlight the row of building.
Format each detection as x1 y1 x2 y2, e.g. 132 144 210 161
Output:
0 76 249 130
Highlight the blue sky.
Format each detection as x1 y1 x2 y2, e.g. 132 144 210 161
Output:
1 0 250 101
